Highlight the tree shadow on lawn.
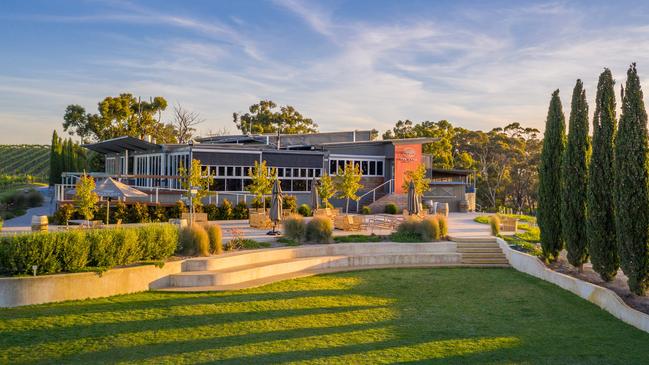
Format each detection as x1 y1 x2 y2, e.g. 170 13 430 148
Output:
3 268 649 364
0 277 360 321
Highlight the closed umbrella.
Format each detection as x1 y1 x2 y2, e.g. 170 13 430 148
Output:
407 180 421 216
268 179 283 235
311 177 320 211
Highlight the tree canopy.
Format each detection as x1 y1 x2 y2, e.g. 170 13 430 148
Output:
63 93 177 143
233 100 318 134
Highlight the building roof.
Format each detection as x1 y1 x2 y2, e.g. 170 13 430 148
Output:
83 136 161 154
317 137 438 147
428 168 475 176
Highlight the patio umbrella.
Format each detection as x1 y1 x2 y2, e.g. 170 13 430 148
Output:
268 179 283 235
407 180 421 216
311 177 320 211
68 177 149 223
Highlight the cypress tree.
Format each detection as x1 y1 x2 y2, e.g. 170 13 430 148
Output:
587 69 619 281
561 79 590 270
49 130 61 185
538 90 566 262
614 63 649 295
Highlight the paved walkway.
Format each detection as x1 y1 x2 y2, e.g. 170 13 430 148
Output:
2 187 55 228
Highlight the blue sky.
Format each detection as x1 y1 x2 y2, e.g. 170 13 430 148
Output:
1 0 649 144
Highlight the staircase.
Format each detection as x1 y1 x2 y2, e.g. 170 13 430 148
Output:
161 242 462 291
367 193 408 214
450 237 510 267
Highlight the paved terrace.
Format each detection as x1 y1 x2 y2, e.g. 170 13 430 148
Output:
1 212 489 241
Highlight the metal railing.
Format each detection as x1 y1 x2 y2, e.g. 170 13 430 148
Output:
356 179 394 212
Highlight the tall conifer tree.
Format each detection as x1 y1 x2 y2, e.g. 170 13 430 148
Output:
538 90 566 262
588 69 619 281
614 63 649 295
49 130 61 185
561 80 590 270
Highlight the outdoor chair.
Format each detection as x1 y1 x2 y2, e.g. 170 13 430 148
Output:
500 217 518 233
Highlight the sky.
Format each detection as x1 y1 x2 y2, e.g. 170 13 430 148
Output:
1 0 649 144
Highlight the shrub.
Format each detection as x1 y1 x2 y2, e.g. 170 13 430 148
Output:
306 216 333 244
57 230 90 272
437 214 448 238
169 200 188 219
203 203 219 221
385 203 398 214
26 189 44 207
283 195 297 213
207 225 223 254
283 214 306 241
297 204 311 217
179 224 210 256
334 234 382 243
233 202 249 219
53 203 75 225
225 238 271 251
138 224 177 260
396 217 421 236
361 206 371 215
129 202 150 223
150 205 167 222
489 215 501 236
0 219 3 232
112 200 128 223
417 217 441 241
219 199 233 220
0 225 179 276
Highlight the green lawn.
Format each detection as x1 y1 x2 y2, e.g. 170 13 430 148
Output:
1 268 648 364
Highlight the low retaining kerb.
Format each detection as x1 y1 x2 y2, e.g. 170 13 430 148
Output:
497 237 649 334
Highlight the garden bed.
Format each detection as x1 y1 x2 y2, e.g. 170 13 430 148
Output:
547 253 649 315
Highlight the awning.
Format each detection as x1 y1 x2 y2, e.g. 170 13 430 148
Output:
82 136 161 154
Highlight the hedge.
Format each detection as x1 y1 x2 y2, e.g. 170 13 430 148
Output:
0 224 179 276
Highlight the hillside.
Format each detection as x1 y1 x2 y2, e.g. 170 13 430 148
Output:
0 145 50 182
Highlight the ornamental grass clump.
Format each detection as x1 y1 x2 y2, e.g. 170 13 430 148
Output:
179 224 210 257
207 224 223 254
489 215 501 236
283 214 306 242
297 204 312 217
437 214 448 238
305 216 333 244
417 217 441 241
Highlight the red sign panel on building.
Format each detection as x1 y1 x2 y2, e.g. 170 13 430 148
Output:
394 143 422 194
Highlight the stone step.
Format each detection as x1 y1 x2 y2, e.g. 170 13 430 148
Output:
170 253 462 287
449 236 498 243
460 253 506 259
461 258 510 265
457 247 503 253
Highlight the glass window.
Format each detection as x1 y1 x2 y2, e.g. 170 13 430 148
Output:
337 160 345 172
218 166 225 176
300 168 306 177
235 167 242 176
369 161 376 175
243 178 252 190
209 166 217 176
227 166 234 176
281 179 291 192
285 168 292 177
211 179 225 191
243 166 250 176
377 161 384 176
315 168 321 177
329 160 336 174
201 166 208 175
293 180 307 191
293 168 299 177
226 178 242 191
361 161 368 175
308 169 313 177
277 168 284 177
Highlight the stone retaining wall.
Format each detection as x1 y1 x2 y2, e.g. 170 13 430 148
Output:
497 237 649 334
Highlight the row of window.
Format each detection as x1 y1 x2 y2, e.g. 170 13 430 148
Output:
328 159 384 176
209 178 316 192
200 166 323 179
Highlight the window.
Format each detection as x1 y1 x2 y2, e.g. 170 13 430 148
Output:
369 161 376 175
211 179 225 191
218 166 225 176
377 161 384 175
235 167 242 176
329 158 385 177
329 160 336 174
315 169 321 177
243 166 250 176
277 168 284 177
361 161 368 175
293 180 307 191
227 166 234 176
226 178 242 191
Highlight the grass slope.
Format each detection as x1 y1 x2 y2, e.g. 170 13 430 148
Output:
1 268 648 364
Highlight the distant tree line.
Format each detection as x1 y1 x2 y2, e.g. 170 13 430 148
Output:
538 63 649 296
383 120 541 213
